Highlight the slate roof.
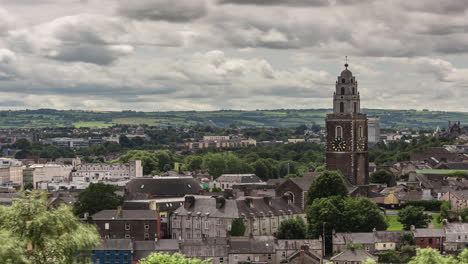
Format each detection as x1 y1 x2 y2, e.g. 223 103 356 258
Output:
289 175 318 191
91 209 158 220
96 239 132 250
125 177 202 199
444 223 468 233
229 237 275 254
412 228 445 238
439 162 468 170
216 174 264 184
266 178 286 187
333 233 375 245
374 231 404 243
331 248 376 262
276 239 322 250
181 238 228 258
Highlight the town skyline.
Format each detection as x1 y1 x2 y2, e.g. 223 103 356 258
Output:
1 0 468 112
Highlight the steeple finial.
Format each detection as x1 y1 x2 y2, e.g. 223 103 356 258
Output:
344 56 349 68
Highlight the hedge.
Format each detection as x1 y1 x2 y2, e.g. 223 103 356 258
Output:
402 200 446 211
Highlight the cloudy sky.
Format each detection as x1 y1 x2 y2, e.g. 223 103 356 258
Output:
0 0 467 112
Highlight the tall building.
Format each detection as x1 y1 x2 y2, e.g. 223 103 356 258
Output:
368 116 381 144
325 63 369 186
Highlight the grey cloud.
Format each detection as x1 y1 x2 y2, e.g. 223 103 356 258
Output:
118 0 207 22
399 0 468 14
47 44 133 65
218 0 328 6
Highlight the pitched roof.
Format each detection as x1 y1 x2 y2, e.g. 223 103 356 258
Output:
444 223 468 233
330 248 376 261
289 175 317 191
91 209 158 220
125 177 202 199
216 174 264 184
276 239 322 250
374 231 404 243
333 233 375 245
229 237 275 254
412 228 445 238
97 239 132 250
181 238 228 258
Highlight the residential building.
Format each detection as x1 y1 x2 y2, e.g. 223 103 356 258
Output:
92 239 133 264
228 237 275 264
440 190 468 211
274 239 322 264
186 135 256 150
41 137 90 148
181 238 229 264
275 175 318 210
133 240 179 261
72 160 142 183
444 223 468 253
0 165 24 186
171 196 304 240
330 248 377 264
0 158 22 166
411 227 445 252
333 231 405 254
30 164 73 188
90 209 159 241
212 174 265 190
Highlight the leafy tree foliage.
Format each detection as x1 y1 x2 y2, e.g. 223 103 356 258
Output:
370 170 396 186
229 219 246 236
74 183 124 217
184 155 203 171
448 171 468 179
139 253 212 264
201 152 252 178
397 206 432 230
154 150 174 172
306 171 348 205
407 248 468 264
0 191 99 264
461 208 468 223
117 150 159 175
14 138 31 150
276 217 306 239
377 250 401 264
400 232 416 246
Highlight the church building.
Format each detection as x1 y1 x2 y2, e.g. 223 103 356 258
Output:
325 63 369 186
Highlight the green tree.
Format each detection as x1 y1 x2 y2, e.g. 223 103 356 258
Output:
398 206 432 230
117 150 159 175
23 182 33 191
119 135 132 148
139 253 212 264
448 171 468 179
400 232 416 246
0 191 99 264
306 171 348 205
276 217 306 239
74 183 124 217
154 150 174 172
202 152 252 178
229 219 246 236
14 138 31 150
378 250 401 264
370 170 396 186
461 208 468 223
408 248 467 264
211 187 222 192
184 156 203 171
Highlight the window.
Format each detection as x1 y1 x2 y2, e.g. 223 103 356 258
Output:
429 238 433 244
282 251 286 257
268 254 272 260
383 244 386 248
125 234 130 239
359 126 363 137
340 102 344 113
342 78 345 83
352 87 355 95
187 233 191 239
234 255 238 260
105 223 109 230
144 224 149 230
353 102 357 113
219 257 224 263
341 87 345 95
144 233 150 240
125 224 130 231
205 222 209 229
336 126 343 139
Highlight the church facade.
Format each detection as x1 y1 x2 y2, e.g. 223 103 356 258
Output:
325 63 369 186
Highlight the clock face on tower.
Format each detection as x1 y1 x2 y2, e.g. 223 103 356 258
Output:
356 137 366 151
331 138 347 151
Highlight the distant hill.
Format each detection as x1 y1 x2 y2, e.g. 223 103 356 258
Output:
0 108 466 129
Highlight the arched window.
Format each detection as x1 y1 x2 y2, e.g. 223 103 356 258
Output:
336 126 343 139
342 78 345 84
340 102 344 113
352 87 355 95
353 102 358 113
359 126 363 137
341 87 345 95
351 79 354 83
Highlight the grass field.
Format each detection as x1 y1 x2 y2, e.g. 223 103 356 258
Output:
386 213 442 230
416 169 468 174
72 121 113 128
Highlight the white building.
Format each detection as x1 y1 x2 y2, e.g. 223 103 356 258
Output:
368 116 381 144
0 158 23 167
72 160 143 183
0 166 24 185
30 164 74 188
211 174 265 190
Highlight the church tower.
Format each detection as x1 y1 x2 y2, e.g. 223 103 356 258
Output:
325 62 369 186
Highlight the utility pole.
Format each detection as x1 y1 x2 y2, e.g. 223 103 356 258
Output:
321 222 326 264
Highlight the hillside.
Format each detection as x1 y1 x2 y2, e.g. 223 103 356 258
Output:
0 108 466 129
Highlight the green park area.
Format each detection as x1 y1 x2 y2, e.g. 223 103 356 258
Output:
385 212 442 231
72 121 114 128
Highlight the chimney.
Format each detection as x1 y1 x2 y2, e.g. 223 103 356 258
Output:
216 196 226 209
263 196 272 206
184 196 195 209
410 225 415 231
117 206 122 217
300 245 309 257
245 197 254 208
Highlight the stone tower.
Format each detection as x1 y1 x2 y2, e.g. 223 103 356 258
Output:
325 63 369 186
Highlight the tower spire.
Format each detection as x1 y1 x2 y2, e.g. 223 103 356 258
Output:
345 56 349 68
